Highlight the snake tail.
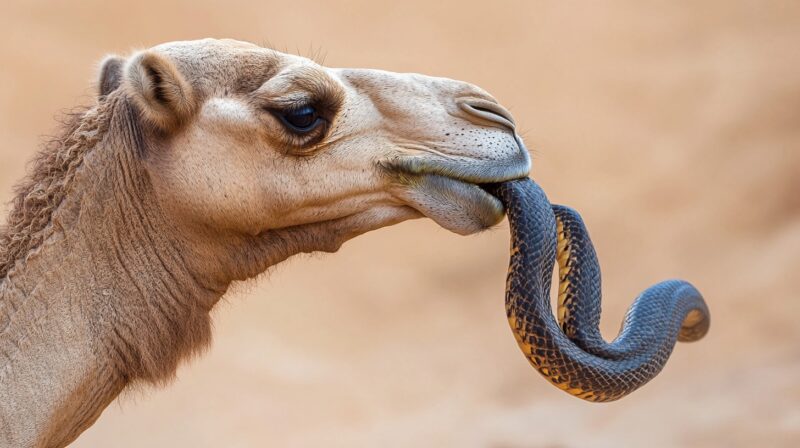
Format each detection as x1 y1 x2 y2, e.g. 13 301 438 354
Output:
491 178 710 402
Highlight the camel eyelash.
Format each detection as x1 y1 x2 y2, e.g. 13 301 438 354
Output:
256 92 342 152
264 107 330 152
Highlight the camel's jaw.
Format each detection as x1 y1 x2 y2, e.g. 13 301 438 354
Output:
382 144 531 235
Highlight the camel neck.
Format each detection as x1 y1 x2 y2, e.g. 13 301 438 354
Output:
0 235 127 447
0 117 221 447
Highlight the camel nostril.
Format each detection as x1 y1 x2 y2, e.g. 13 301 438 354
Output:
458 98 516 131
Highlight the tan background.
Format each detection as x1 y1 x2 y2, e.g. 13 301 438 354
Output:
1 1 799 446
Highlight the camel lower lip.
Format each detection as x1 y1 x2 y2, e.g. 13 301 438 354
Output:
435 175 505 215
398 173 506 235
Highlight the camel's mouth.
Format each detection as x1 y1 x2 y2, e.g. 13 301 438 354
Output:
381 155 529 235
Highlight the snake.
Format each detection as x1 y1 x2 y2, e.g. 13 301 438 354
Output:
487 178 710 402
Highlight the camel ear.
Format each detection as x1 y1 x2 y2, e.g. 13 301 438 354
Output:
125 51 196 131
98 55 125 98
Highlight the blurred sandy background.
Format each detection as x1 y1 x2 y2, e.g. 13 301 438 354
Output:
1 1 798 447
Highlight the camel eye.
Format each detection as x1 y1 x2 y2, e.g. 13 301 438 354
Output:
278 105 322 133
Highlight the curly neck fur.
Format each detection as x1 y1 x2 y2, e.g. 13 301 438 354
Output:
0 95 218 447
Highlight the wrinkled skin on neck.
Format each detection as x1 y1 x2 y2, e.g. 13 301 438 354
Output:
0 38 529 447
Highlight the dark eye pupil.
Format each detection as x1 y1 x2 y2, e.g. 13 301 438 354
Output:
283 106 317 130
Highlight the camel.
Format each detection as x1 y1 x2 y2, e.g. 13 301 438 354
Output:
0 38 530 447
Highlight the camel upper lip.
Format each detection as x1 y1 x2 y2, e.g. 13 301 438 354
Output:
380 151 531 187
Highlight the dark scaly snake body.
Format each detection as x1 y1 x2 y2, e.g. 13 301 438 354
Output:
489 178 710 402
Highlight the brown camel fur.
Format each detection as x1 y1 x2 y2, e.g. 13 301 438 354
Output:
0 38 529 447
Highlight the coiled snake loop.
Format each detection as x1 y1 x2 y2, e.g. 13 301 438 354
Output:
489 178 710 402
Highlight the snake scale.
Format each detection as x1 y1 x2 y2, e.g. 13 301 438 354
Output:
488 178 710 402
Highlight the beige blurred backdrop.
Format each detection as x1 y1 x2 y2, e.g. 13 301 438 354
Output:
1 1 799 447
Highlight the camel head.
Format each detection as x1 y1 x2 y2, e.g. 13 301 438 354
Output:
0 38 533 446
103 38 530 281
